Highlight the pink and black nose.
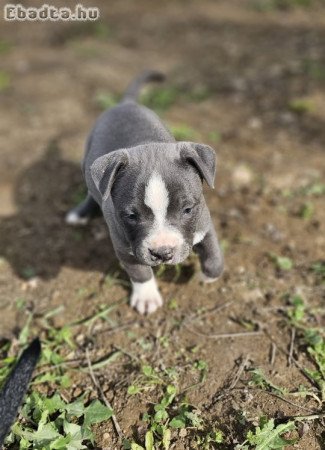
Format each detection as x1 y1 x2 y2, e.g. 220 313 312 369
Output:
149 246 174 262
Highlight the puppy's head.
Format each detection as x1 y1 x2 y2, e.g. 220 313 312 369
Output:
90 142 216 266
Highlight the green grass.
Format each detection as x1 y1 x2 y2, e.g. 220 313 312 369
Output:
288 98 315 115
125 365 223 449
0 71 11 92
2 265 323 449
94 91 120 110
170 124 198 141
141 86 180 112
0 39 12 54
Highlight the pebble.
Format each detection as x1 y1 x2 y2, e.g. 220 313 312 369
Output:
232 165 253 188
21 277 40 291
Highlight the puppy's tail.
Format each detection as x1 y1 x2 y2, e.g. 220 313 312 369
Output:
122 70 165 102
0 338 41 446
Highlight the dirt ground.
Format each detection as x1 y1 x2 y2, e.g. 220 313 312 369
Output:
0 0 324 449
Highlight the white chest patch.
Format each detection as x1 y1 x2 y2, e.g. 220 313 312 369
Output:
193 230 206 245
144 172 183 249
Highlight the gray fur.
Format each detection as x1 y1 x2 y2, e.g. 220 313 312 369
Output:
67 72 224 312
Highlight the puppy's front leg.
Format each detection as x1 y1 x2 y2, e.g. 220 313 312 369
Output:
194 220 224 283
117 253 163 314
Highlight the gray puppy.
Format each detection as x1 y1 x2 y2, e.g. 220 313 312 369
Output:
66 71 223 314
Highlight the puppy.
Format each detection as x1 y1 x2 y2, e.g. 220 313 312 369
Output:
0 339 41 446
66 71 224 314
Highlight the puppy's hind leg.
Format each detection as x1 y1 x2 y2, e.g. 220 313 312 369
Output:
65 194 100 226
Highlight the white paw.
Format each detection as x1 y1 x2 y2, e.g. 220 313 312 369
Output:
199 271 218 284
65 210 89 226
130 278 163 314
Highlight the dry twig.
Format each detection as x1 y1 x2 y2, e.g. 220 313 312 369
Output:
184 326 263 339
288 327 296 367
85 348 123 441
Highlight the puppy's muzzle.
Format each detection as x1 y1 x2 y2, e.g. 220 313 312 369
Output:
149 246 174 263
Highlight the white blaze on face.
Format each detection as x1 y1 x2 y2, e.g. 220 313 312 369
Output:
144 172 183 250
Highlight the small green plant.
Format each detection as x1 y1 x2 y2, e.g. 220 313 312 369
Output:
0 39 12 54
6 391 112 449
249 368 288 396
299 201 314 220
195 429 224 449
236 416 297 449
170 124 198 141
0 70 10 91
303 329 325 401
141 86 180 112
126 364 220 449
94 91 120 110
289 98 315 114
269 254 293 271
311 261 325 283
287 295 306 324
285 295 325 401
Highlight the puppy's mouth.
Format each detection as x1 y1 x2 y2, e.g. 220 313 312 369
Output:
134 246 190 267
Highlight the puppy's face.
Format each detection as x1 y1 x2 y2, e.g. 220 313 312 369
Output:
91 142 216 266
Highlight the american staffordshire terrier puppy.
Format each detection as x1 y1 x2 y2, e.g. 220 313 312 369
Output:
66 71 224 314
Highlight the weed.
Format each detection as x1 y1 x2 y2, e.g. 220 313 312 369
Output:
249 368 288 396
269 253 293 271
126 364 222 449
167 299 178 310
303 329 325 401
287 295 306 324
286 295 325 401
299 202 314 220
236 416 297 449
195 429 224 449
6 391 112 449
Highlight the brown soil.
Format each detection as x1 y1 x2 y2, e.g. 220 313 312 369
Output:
0 1 324 449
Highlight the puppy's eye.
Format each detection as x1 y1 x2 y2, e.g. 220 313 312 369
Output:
124 211 138 222
183 206 193 215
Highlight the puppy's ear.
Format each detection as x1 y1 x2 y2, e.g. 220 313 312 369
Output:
90 150 129 200
179 142 216 188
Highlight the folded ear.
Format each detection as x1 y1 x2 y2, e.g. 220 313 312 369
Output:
90 150 129 201
179 142 216 188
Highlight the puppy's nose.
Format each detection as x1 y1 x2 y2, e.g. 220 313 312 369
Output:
149 246 174 262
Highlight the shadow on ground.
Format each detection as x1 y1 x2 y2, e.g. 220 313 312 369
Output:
0 142 118 280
